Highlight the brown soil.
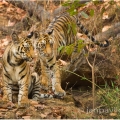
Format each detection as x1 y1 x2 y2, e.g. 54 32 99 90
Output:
0 1 120 119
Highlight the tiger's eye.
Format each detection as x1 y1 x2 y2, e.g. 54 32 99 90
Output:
24 46 30 51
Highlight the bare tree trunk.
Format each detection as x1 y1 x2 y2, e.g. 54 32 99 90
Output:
94 22 120 42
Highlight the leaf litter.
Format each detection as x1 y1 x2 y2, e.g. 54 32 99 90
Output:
0 0 119 119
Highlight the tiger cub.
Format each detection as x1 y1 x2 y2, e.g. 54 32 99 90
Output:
29 13 109 98
2 32 40 106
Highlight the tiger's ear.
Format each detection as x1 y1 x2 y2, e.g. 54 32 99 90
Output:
11 32 20 44
27 31 33 38
47 28 53 35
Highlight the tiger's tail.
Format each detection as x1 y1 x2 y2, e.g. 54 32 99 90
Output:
30 73 61 99
40 93 63 99
76 19 109 47
29 72 40 100
40 93 53 98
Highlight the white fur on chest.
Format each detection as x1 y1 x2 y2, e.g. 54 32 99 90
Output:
5 66 24 83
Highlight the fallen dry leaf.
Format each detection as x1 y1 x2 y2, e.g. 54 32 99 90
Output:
52 106 62 110
27 106 35 112
7 20 16 26
1 38 10 47
0 0 9 6
0 112 5 119
6 7 14 13
30 100 39 105
0 108 8 112
57 115 61 119
53 112 58 117
16 111 23 119
53 109 61 114
16 110 28 118
57 59 68 66
109 112 117 117
40 113 47 119
111 48 116 53
6 101 16 109
22 115 31 119
102 13 109 20
34 104 46 110
0 50 4 57
102 25 111 32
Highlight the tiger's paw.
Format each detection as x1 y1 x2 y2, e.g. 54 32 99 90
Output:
0 100 15 108
1 95 10 103
0 97 15 108
19 98 30 108
0 99 9 106
53 83 66 97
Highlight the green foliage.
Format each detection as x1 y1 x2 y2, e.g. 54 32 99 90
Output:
98 82 120 118
58 46 64 53
62 0 96 19
64 44 74 56
92 0 102 5
58 43 74 56
77 39 85 52
67 7 78 16
62 0 86 16
115 75 119 80
62 0 70 7
89 9 94 17
108 0 116 5
58 39 85 56
80 11 89 19
67 22 77 35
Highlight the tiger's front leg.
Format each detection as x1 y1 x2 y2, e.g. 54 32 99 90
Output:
18 74 30 107
40 74 51 90
1 75 12 103
40 62 52 90
52 64 66 97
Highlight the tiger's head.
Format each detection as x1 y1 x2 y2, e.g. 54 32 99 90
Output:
11 32 34 62
29 31 55 58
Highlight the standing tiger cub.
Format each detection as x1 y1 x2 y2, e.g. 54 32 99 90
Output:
2 32 40 106
29 13 109 98
33 33 66 98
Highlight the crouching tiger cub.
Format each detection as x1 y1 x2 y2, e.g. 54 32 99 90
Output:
1 32 40 106
28 13 109 98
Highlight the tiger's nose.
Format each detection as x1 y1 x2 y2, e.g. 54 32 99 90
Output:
29 57 33 62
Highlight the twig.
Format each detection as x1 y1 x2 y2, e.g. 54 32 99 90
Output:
86 51 97 109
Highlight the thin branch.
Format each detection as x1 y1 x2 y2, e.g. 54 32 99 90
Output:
86 51 97 109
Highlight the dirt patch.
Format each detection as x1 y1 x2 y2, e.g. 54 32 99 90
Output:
0 92 92 119
0 1 120 119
